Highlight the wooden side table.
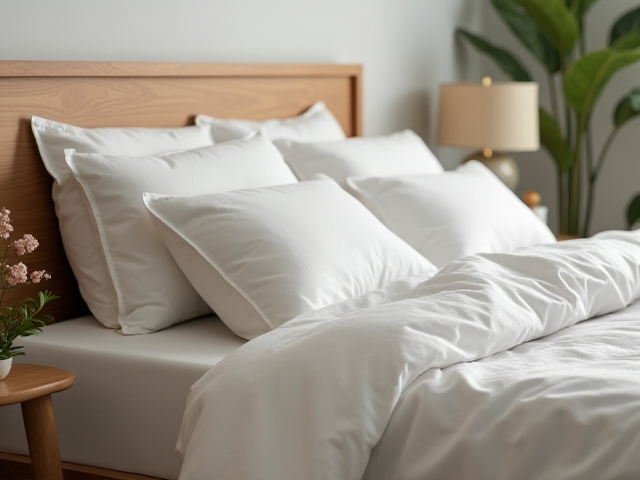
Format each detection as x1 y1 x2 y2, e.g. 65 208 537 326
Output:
0 364 74 480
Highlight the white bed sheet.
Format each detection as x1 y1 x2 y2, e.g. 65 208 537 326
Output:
0 314 246 479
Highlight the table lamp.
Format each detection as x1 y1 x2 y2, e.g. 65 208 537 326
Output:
437 78 539 191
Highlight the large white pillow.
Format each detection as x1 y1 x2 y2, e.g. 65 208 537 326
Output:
143 177 436 340
273 129 444 187
31 116 214 329
346 161 557 268
195 101 346 143
65 132 298 335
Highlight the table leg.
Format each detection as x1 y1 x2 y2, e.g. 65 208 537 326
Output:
21 394 64 480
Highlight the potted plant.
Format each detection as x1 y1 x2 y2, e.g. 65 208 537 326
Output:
458 0 640 236
0 207 56 380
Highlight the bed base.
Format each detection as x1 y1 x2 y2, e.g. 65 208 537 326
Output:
0 452 163 480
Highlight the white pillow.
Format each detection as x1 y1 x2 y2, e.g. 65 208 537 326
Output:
31 116 215 329
65 132 298 335
346 161 557 268
273 130 444 187
143 177 436 340
195 101 346 143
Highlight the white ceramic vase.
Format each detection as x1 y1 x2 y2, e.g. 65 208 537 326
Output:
0 357 12 380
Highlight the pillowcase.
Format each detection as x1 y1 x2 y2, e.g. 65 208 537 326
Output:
195 101 346 143
65 132 298 335
31 116 215 329
346 161 557 268
273 129 444 187
143 177 436 340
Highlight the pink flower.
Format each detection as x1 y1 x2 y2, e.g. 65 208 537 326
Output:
0 208 13 240
30 270 51 284
14 234 39 256
7 262 28 286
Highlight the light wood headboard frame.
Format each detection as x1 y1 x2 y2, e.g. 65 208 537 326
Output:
0 60 362 322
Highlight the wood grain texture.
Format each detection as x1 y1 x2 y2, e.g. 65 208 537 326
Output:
0 61 362 322
21 395 63 480
0 364 74 406
0 60 362 79
0 453 164 480
0 365 74 480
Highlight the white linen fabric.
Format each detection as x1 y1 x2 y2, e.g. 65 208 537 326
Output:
347 161 557 267
144 177 436 340
274 129 444 187
66 132 297 334
0 314 245 480
364 298 640 480
31 116 214 328
177 231 640 480
195 101 346 143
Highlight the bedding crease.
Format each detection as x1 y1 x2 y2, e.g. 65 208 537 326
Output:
177 231 640 480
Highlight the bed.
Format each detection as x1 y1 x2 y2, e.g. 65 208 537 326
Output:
0 60 362 479
1 60 640 480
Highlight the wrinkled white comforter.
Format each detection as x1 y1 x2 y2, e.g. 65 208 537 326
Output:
177 231 640 480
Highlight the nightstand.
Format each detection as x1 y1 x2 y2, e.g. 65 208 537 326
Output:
0 364 74 480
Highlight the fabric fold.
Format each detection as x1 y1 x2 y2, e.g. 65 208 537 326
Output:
177 232 640 480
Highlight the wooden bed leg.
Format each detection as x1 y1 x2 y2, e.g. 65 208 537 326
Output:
21 394 64 480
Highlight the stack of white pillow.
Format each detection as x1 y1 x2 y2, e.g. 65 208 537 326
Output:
32 102 555 340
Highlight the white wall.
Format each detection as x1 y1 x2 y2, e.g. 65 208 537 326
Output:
479 0 640 234
0 0 481 169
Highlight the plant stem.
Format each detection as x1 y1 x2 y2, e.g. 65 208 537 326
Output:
559 170 568 233
583 174 596 238
575 12 589 236
583 127 620 236
559 52 571 141
566 159 573 232
581 19 592 173
565 106 573 150
558 56 575 235
547 74 559 121
595 128 619 177
570 119 585 235
583 119 595 236
569 158 581 235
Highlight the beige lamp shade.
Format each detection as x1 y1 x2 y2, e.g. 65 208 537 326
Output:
437 82 539 151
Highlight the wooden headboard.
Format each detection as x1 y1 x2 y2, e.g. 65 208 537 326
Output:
0 60 362 322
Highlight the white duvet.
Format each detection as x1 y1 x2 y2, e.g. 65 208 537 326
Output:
177 231 640 480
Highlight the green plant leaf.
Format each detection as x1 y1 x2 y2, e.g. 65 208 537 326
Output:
0 290 57 358
610 6 640 46
612 32 640 50
539 107 574 171
614 88 640 128
490 0 560 73
457 29 532 81
514 0 579 57
568 0 599 23
627 193 640 228
564 48 640 125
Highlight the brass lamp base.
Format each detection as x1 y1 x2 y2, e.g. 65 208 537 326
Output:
463 150 519 191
